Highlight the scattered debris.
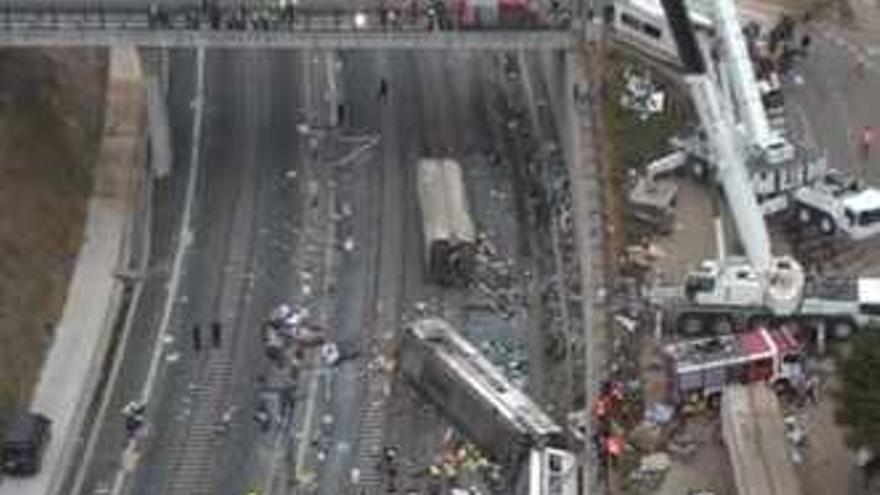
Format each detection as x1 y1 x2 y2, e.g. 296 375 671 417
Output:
619 65 667 121
340 202 353 218
628 174 678 234
644 401 675 425
342 236 356 252
640 452 672 473
321 342 340 366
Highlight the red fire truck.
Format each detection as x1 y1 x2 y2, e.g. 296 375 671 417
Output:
665 325 805 403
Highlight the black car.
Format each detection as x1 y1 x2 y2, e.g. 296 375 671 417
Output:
2 411 51 476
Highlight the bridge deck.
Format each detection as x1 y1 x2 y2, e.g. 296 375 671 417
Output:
0 27 576 49
0 11 577 49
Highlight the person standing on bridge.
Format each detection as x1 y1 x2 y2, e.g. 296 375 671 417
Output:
211 320 222 349
192 324 202 352
378 78 389 103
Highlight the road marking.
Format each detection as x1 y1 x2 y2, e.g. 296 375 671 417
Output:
109 44 206 495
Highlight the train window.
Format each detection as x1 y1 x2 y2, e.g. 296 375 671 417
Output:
549 453 562 471
642 23 662 39
620 12 641 29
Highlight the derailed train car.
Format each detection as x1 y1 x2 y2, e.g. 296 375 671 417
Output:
416 158 477 287
397 318 566 467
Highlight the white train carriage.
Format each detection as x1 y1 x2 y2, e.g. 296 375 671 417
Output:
612 0 714 66
398 318 565 466
416 158 478 286
526 447 579 495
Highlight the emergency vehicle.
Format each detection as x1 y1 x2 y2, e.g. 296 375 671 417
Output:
665 325 805 402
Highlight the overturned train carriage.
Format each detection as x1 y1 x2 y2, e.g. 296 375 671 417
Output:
397 318 565 468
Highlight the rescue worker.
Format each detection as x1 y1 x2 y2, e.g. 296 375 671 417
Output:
122 401 146 439
253 400 271 432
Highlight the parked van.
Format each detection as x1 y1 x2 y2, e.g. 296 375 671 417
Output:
2 411 51 476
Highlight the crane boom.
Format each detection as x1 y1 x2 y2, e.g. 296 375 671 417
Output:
659 0 772 271
712 0 775 149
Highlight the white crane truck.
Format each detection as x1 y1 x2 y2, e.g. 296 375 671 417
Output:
655 0 880 338
621 0 880 237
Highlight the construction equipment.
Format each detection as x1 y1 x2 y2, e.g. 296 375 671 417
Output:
656 0 880 336
792 169 880 239
707 0 880 226
416 159 478 287
617 0 880 227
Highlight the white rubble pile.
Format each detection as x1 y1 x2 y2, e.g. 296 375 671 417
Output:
619 65 666 121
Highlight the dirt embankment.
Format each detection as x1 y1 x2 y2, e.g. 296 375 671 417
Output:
0 49 107 421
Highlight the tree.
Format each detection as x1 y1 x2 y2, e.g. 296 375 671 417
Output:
836 330 880 452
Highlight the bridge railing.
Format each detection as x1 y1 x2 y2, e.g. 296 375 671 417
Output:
0 4 574 32
0 5 579 48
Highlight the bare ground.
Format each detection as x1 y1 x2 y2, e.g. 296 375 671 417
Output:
0 49 107 422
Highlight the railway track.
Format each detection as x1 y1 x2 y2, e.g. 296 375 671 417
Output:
164 180 257 494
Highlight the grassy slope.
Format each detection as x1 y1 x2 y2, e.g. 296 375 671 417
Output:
600 49 695 243
0 49 106 424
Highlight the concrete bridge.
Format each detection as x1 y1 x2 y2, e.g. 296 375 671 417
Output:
0 2 580 49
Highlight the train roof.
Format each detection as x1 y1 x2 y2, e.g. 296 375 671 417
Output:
406 318 562 438
416 158 477 244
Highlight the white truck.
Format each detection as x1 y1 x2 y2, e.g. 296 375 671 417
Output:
792 169 880 238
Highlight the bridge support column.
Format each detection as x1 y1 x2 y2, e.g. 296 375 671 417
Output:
147 76 172 178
